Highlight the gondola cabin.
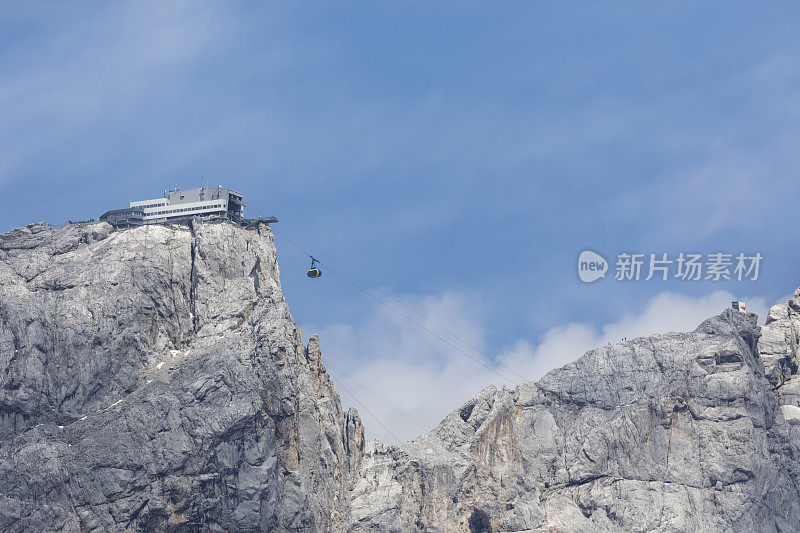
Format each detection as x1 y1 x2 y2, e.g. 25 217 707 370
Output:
307 257 322 278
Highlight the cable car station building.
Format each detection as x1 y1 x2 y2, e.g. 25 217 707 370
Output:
99 187 245 228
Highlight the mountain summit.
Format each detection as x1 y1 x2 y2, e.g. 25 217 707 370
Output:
1 220 799 532
0 220 362 531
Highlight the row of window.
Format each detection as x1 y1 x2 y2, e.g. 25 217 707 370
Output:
139 202 167 209
147 203 224 217
108 211 142 218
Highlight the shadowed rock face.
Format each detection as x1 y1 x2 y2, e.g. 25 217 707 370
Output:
351 307 800 532
3 220 800 532
0 220 363 532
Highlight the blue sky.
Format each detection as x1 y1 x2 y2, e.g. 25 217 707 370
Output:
3 2 800 441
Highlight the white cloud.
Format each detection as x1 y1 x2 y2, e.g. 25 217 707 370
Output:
499 290 768 380
304 289 770 444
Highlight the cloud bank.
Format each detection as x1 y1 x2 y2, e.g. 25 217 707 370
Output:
304 289 769 443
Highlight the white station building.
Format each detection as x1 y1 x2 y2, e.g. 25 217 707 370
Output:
99 187 245 228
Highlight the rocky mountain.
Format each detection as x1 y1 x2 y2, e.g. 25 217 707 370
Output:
0 220 362 531
1 219 800 532
352 304 800 532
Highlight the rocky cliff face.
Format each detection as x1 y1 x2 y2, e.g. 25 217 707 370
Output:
2 220 800 532
0 220 363 532
351 305 800 532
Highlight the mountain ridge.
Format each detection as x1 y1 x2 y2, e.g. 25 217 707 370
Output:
1 220 799 532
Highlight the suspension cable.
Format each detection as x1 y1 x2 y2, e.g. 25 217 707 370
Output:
276 225 507 365
271 226 526 385
333 376 405 445
325 361 431 433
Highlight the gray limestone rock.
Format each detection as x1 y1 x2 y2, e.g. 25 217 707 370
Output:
4 219 800 532
0 220 362 532
351 308 800 532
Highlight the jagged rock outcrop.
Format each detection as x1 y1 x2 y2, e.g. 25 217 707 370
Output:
0 220 363 532
350 307 800 532
4 219 800 532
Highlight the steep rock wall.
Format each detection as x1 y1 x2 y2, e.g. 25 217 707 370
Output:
351 308 800 532
0 220 362 532
4 219 800 533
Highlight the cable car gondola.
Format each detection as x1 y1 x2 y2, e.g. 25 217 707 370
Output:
307 256 322 278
